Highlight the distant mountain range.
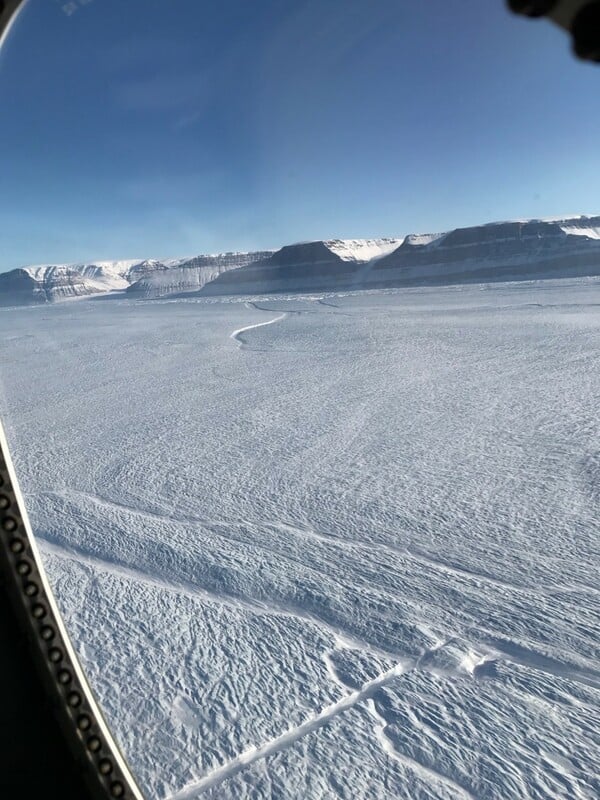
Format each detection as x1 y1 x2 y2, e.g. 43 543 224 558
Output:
2 216 599 307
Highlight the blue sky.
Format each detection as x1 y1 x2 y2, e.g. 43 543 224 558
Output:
0 0 599 270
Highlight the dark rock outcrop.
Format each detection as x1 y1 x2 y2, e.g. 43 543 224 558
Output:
369 217 600 287
0 266 98 307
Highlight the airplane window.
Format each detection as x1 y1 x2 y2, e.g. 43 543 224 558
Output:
0 2 599 798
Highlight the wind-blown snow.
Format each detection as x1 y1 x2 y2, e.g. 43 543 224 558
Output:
0 277 598 800
402 232 447 247
325 238 403 262
560 226 600 239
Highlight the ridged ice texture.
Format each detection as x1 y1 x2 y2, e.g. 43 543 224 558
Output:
0 278 598 799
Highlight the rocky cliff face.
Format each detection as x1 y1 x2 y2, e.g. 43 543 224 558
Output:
0 266 100 306
0 253 263 306
1 217 599 306
201 239 401 296
201 242 352 296
368 217 600 287
126 252 274 299
199 219 600 296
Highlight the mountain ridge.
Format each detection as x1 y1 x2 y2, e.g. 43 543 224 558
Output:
1 216 599 307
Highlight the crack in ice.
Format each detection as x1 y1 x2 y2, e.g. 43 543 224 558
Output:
230 312 287 347
164 660 410 799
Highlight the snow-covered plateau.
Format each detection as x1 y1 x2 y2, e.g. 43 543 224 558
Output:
0 276 598 799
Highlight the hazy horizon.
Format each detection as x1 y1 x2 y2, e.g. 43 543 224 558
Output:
2 209 600 273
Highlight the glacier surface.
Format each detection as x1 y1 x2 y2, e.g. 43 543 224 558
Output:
0 278 598 799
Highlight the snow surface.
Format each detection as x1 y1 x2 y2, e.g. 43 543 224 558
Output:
325 239 403 262
402 232 447 247
560 226 600 240
0 278 599 800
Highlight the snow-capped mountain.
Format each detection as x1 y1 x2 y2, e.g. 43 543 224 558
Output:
1 216 599 306
0 252 273 306
0 265 101 306
368 217 600 288
0 261 140 306
201 218 600 296
200 239 403 296
75 261 142 292
126 251 274 299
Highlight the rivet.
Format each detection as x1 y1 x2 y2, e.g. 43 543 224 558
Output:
58 669 72 685
77 714 91 731
99 758 113 775
67 691 82 708
40 625 55 641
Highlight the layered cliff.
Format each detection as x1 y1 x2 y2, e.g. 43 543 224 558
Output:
202 218 600 297
368 217 600 287
201 239 401 296
126 252 274 299
0 265 100 306
1 217 599 307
